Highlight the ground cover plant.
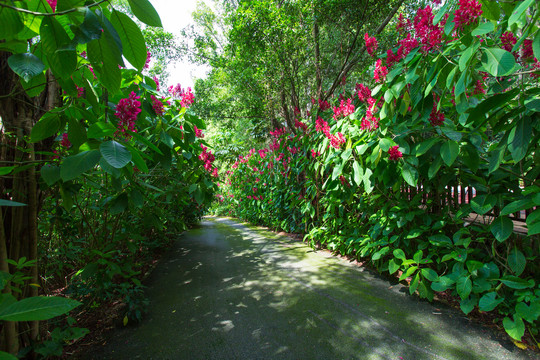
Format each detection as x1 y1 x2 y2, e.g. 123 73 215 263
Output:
214 0 540 346
0 0 216 357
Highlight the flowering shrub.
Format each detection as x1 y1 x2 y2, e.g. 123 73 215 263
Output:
215 0 539 344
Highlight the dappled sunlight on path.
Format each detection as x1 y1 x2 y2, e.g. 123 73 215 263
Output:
86 217 533 360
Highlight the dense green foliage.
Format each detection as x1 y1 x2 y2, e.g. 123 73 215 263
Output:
0 0 216 356
214 0 540 344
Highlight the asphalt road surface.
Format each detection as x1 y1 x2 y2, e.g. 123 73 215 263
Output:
87 217 535 360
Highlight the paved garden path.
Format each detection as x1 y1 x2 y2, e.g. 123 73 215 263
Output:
88 217 535 360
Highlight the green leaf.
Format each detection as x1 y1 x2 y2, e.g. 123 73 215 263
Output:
353 161 362 187
0 200 26 207
421 268 438 282
0 167 14 176
41 164 61 186
416 137 440 156
470 194 496 215
533 30 540 62
100 141 132 169
128 131 163 155
490 216 513 242
507 118 532 163
87 122 116 139
68 118 87 150
379 138 395 152
388 259 399 274
500 276 534 290
127 0 163 27
440 140 459 166
488 146 505 174
7 53 45 82
431 276 455 292
515 302 540 323
478 292 503 312
393 249 406 260
40 17 76 79
363 168 374 194
21 72 46 97
457 276 472 299
428 156 442 179
526 209 540 236
0 296 80 321
503 315 525 341
110 193 128 215
110 10 147 71
87 37 122 94
508 0 534 26
30 113 62 142
481 48 516 77
0 350 19 360
428 234 452 247
508 248 526 276
401 163 418 187
460 295 476 315
60 150 101 181
471 22 494 36
71 8 102 44
501 198 534 216
0 6 24 39
477 0 499 21
128 146 149 173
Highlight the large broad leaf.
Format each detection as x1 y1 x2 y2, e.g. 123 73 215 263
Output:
478 292 504 312
534 30 540 62
127 0 162 27
41 164 61 186
60 150 101 181
71 8 102 44
30 112 62 142
7 53 45 82
507 117 532 163
490 216 513 242
471 22 494 36
110 10 147 71
481 48 516 77
503 315 525 341
456 276 472 299
440 140 459 166
68 118 87 150
21 72 47 97
0 200 26 207
508 0 534 26
100 141 132 169
0 296 80 321
470 194 496 215
508 248 526 276
0 6 24 39
401 163 418 186
353 161 363 186
87 122 116 139
40 17 76 79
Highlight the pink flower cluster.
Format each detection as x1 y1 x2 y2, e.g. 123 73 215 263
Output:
46 0 56 12
168 84 195 108
373 59 388 83
413 6 443 52
144 52 151 70
365 33 378 56
339 175 350 187
453 0 482 30
153 76 160 92
270 128 286 138
333 99 355 120
194 125 204 138
315 117 346 149
311 149 320 158
388 146 403 161
61 133 71 148
151 95 165 116
199 143 217 177
115 91 141 137
295 119 308 132
429 101 445 127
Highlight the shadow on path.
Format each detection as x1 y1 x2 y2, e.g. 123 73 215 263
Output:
86 217 535 360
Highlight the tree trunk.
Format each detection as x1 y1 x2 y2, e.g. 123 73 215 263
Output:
0 51 58 353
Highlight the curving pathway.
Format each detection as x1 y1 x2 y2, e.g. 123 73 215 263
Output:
87 217 535 360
